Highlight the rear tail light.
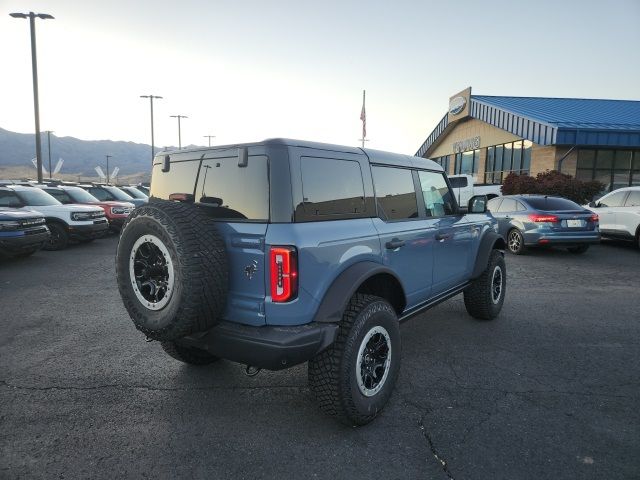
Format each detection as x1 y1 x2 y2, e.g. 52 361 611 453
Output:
528 214 559 223
270 246 298 302
589 214 599 222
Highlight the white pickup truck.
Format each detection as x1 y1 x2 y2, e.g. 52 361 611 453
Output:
448 174 502 209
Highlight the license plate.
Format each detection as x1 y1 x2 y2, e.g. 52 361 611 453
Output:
567 219 583 228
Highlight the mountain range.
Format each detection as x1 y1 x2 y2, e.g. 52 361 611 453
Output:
0 127 197 179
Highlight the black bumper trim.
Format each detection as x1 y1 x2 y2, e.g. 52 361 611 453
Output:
68 221 109 239
0 231 50 252
178 321 339 371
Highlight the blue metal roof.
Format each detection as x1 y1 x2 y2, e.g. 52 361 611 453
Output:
416 95 640 156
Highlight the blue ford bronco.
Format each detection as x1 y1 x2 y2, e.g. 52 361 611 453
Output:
116 139 506 425
0 206 50 258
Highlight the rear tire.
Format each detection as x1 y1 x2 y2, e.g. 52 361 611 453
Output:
160 341 220 365
464 250 506 320
568 245 589 254
43 223 69 251
506 229 525 255
308 294 400 426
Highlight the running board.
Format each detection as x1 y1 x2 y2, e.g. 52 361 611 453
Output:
399 282 471 323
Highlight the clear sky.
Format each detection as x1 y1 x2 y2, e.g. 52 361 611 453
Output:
1 0 639 155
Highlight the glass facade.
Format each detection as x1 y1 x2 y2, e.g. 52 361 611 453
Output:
454 149 481 181
484 140 532 184
432 155 451 174
575 149 640 192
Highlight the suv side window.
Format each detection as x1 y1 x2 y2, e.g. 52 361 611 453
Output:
515 201 527 211
417 171 456 217
487 197 502 212
624 191 640 206
46 189 72 204
88 188 110 201
300 157 365 217
371 166 418 220
599 191 627 207
498 198 517 212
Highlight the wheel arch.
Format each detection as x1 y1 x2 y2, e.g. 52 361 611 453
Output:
471 231 506 279
44 217 69 229
313 262 407 323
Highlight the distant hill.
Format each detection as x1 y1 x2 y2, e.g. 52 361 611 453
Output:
0 127 199 180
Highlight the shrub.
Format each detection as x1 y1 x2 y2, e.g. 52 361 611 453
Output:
501 170 604 204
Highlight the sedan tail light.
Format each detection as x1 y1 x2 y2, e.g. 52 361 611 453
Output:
270 246 298 302
528 214 559 223
589 214 599 222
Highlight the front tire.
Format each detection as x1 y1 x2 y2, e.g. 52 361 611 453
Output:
464 250 506 320
507 228 525 255
308 294 401 426
43 223 69 251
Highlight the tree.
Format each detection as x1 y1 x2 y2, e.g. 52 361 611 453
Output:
501 170 604 204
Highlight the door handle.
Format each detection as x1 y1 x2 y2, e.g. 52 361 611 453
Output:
435 233 451 241
385 238 405 250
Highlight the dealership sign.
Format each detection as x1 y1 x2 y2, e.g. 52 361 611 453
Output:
453 136 481 153
449 96 467 115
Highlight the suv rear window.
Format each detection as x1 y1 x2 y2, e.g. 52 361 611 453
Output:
197 155 269 220
525 197 582 211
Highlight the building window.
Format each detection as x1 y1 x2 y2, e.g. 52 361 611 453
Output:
576 149 639 192
454 149 480 181
432 155 450 174
484 140 532 184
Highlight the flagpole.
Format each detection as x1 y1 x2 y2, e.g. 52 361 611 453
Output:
359 89 367 148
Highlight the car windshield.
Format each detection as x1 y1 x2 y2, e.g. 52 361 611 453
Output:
121 187 147 199
14 188 61 206
66 187 100 203
103 186 134 201
525 197 582 211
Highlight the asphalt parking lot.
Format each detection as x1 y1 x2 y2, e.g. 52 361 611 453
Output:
1 237 639 479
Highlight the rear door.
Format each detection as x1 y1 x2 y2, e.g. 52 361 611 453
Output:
597 190 628 235
371 165 436 308
620 190 640 237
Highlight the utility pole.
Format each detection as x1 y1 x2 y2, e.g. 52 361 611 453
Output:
203 135 216 147
10 11 55 183
140 95 162 164
44 130 54 179
106 155 112 184
170 115 188 149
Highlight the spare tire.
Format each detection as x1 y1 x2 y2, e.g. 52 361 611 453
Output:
116 200 228 341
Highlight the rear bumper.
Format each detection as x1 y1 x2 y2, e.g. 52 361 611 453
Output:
68 221 109 240
524 231 600 246
178 321 339 371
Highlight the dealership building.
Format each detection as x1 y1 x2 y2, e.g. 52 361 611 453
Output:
416 88 640 192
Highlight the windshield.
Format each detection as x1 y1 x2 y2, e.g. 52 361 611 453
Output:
14 188 61 206
66 187 100 203
121 187 147 199
103 186 134 201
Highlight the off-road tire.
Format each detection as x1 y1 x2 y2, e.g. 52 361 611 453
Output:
160 341 220 365
568 245 589 254
43 223 69 251
116 200 228 341
308 294 401 426
506 228 525 255
464 250 506 320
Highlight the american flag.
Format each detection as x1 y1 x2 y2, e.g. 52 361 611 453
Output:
360 90 366 139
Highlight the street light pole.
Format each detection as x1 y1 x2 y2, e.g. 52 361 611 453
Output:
106 155 112 184
10 11 54 184
170 115 188 149
140 95 162 164
203 135 216 147
44 130 54 179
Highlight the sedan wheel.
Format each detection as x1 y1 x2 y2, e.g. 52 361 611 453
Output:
507 229 525 255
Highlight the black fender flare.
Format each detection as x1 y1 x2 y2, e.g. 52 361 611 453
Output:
313 261 405 323
471 231 506 279
44 217 70 230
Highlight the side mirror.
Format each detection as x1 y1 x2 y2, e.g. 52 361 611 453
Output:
468 195 488 214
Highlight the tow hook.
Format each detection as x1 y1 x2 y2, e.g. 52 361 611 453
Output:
244 365 261 377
